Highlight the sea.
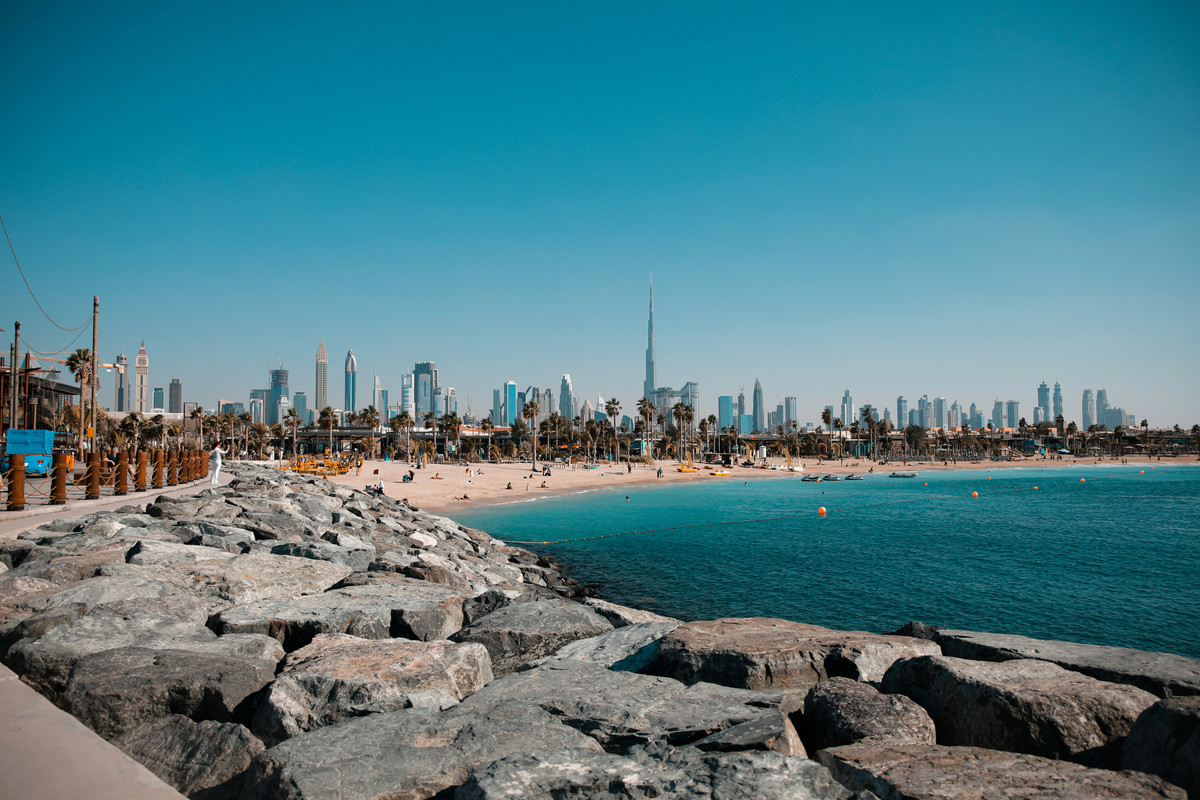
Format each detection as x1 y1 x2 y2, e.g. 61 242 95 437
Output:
450 463 1200 660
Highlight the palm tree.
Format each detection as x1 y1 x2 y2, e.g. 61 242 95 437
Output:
522 401 539 469
637 398 655 461
65 348 93 458
1141 419 1149 456
237 412 252 456
358 405 380 458
423 411 437 463
284 407 302 457
190 406 207 448
318 406 337 453
605 398 622 463
821 408 833 459
478 417 494 462
833 417 844 460
120 412 143 454
438 412 461 462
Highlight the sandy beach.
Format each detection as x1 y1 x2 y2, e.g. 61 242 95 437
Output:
318 453 1185 516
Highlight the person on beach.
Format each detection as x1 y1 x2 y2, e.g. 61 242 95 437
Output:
209 446 227 486
657 468 663 478
505 482 512 490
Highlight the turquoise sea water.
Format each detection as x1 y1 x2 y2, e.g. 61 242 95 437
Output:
451 464 1200 659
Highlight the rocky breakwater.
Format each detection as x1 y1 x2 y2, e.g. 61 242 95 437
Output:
0 464 1194 799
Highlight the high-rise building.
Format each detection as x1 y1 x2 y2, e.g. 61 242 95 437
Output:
491 389 503 426
1096 389 1109 429
292 391 308 424
784 397 797 428
840 389 854 428
896 396 908 429
1052 382 1063 422
737 390 746 420
681 381 700 411
738 413 754 435
504 381 517 426
917 395 930 428
751 380 765 433
152 387 164 411
1037 382 1051 423
413 362 437 418
249 397 264 424
168 378 182 414
344 350 357 414
644 280 656 402
1005 400 1020 429
991 400 1004 429
268 368 289 424
134 341 149 413
559 374 573 420
372 371 383 412
113 350 129 412
949 401 962 429
314 342 328 412
399 373 414 419
1082 389 1095 429
434 386 457 417
718 396 734 431
932 397 948 429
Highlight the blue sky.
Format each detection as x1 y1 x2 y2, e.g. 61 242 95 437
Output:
3 2 1198 426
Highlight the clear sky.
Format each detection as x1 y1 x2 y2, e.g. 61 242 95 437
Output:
3 2 1198 427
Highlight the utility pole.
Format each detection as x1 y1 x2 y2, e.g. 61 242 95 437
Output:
90 297 98 452
9 321 19 432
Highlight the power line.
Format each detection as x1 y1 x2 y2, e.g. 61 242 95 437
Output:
1 211 92 332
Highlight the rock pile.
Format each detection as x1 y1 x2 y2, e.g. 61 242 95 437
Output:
0 463 1196 799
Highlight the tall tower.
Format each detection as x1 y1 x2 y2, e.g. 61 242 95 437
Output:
559 374 573 420
413 362 437 418
315 342 328 412
114 350 129 412
1052 382 1063 422
1037 381 1051 422
344 349 357 414
1082 389 1095 429
752 379 765 433
644 279 656 403
268 367 289 424
134 341 149 413
168 378 182 414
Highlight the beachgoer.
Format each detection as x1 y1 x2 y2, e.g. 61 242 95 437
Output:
432 473 442 480
540 481 547 488
657 468 663 478
627 464 632 474
209 446 227 486
505 482 512 490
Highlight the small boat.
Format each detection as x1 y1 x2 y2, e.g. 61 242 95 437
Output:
822 474 840 481
889 471 918 478
712 469 731 477
845 474 864 481
801 474 821 482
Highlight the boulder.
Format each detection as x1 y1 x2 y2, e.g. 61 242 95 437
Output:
459 745 859 800
881 655 1157 768
115 715 265 800
220 511 316 541
125 539 238 567
449 598 613 676
935 628 1200 697
582 596 679 627
658 617 940 691
252 633 492 746
19 575 181 615
213 580 466 651
542 620 679 672
151 552 351 613
61 646 277 740
269 540 373 573
800 677 935 751
1122 695 1200 799
818 741 1185 799
694 711 807 757
463 659 783 750
239 700 602 800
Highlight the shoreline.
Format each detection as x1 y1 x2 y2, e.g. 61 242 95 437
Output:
319 453 1197 516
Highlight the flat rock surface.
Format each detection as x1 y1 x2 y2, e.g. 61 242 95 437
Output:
544 620 679 672
658 617 940 691
114 715 265 799
239 700 602 800
450 598 613 676
881 655 1157 768
801 677 935 751
458 745 860 800
936 628 1200 698
819 741 1185 799
1122 695 1200 799
253 633 492 746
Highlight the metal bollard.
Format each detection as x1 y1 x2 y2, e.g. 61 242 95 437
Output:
7 460 26 511
136 450 148 492
152 450 164 489
87 453 101 500
115 451 129 495
51 452 68 505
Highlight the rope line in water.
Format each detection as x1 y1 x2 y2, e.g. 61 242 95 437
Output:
500 472 1125 546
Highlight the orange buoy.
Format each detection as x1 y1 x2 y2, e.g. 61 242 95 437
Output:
971 491 978 497
923 482 928 486
1140 470 1144 474
818 506 827 516
987 476 992 480
1033 486 1038 490
1080 478 1085 482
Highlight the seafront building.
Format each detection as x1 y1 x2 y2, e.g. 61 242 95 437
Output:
559 374 573 420
1053 382 1063 422
152 387 164 412
752 380 765 433
839 390 854 428
414 362 437 419
1082 389 1095 429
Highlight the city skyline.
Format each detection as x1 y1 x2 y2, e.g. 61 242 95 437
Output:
3 4 1197 424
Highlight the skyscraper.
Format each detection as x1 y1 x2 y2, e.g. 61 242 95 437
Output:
399 373 414 419
268 368 289 424
152 387 164 411
644 279 656 402
1096 389 1109 428
113 350 129 412
504 381 517 425
344 350 357 414
784 397 797 428
1005 400 1020 429
932 397 948 429
1052 382 1063 422
991 400 1004 428
1082 389 1095 429
840 389 854 428
751 379 765 433
718 396 734 431
413 362 437 419
1037 381 1051 423
292 391 308 424
896 396 908 429
559 374 574 419
737 390 745 420
315 342 328 412
134 341 149 413
168 378 182 414
373 370 383 412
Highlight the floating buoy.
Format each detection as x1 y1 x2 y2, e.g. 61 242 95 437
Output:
1033 486 1038 490
818 506 827 516
923 482 928 486
987 476 992 480
1140 470 1145 474
1080 478 1086 482
971 491 978 498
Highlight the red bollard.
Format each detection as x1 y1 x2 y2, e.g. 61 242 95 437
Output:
152 450 164 489
51 452 68 505
167 450 179 486
136 450 148 492
87 453 101 500
7 460 26 511
115 450 129 496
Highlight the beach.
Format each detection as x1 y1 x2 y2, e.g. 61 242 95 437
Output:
321 453 1184 515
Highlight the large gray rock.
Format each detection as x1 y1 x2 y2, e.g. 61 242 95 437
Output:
19 574 181 615
7 613 283 697
115 715 265 800
449 598 613 676
1122 695 1200 799
222 510 317 542
882 655 1157 768
658 617 940 691
801 677 935 752
253 634 492 746
582 597 679 627
61 646 277 740
239 700 602 800
269 539 373 574
542 620 679 672
458 745 860 800
213 580 467 651
464 659 783 750
125 539 239 567
694 710 807 757
935 628 1200 697
819 741 1185 799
